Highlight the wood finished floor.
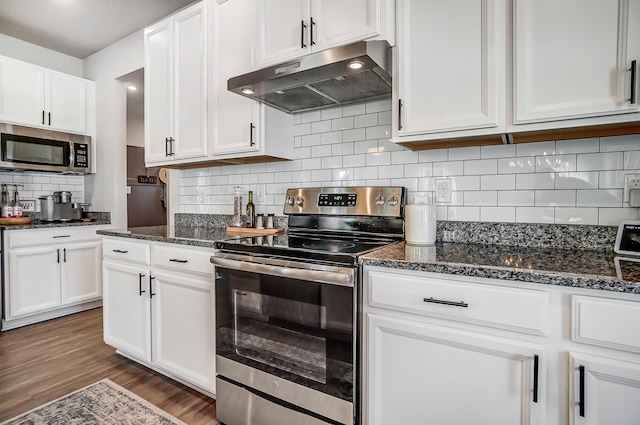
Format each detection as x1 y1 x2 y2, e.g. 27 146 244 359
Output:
0 307 218 424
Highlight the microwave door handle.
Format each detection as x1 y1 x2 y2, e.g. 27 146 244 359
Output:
210 256 354 287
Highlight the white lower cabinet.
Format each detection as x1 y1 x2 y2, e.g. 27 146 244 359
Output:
2 227 105 330
363 266 546 425
363 266 640 425
102 238 216 395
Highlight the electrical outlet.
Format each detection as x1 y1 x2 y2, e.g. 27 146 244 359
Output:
623 174 640 203
435 178 452 203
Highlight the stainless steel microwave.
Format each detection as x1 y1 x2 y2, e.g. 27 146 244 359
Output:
0 123 92 174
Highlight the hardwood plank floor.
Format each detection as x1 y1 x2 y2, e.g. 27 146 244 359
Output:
0 307 218 424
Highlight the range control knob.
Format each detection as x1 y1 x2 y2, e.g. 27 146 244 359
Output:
388 196 399 206
375 195 386 206
295 196 304 207
286 196 295 206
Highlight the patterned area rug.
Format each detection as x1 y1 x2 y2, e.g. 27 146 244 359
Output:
0 379 187 425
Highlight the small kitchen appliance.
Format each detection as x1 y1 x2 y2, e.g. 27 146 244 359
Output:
39 191 82 221
211 186 406 425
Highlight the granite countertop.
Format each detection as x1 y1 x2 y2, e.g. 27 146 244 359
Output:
97 225 232 248
1 219 111 230
360 242 640 294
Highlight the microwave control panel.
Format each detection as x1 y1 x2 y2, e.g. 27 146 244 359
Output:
74 143 89 168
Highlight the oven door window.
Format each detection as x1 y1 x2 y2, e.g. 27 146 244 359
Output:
216 267 353 402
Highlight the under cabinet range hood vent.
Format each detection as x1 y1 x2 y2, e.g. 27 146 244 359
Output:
228 41 392 114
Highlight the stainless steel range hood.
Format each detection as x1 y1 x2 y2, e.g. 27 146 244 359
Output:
227 41 392 114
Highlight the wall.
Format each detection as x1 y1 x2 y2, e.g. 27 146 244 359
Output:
0 34 83 77
179 99 640 226
83 31 145 228
126 109 144 148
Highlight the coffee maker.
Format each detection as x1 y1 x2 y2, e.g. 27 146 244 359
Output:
39 191 82 221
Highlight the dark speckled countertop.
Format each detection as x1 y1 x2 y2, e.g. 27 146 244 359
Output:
1 219 111 230
360 242 640 294
97 225 232 248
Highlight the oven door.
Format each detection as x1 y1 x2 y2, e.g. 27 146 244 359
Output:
212 253 355 425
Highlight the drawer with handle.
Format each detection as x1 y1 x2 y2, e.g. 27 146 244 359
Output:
152 243 215 275
102 237 150 265
365 267 549 335
8 226 106 248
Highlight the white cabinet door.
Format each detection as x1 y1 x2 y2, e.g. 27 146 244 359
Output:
394 0 506 142
256 0 383 67
102 260 152 362
256 0 309 66
145 2 208 166
7 246 61 318
569 352 640 425
0 58 45 127
310 0 379 52
46 71 87 134
211 0 263 156
513 0 640 124
145 20 173 164
365 313 545 425
61 241 102 305
151 270 215 392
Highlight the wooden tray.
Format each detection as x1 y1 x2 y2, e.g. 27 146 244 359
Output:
226 226 284 236
0 217 32 225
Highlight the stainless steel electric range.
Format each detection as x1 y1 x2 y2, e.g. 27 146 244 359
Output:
211 186 406 425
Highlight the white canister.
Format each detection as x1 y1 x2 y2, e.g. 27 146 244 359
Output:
405 195 437 246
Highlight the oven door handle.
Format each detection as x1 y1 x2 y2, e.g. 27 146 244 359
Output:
211 256 354 287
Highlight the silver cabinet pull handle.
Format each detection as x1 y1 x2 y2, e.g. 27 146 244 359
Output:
423 297 468 308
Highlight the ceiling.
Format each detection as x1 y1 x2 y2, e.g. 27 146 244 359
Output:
0 0 196 59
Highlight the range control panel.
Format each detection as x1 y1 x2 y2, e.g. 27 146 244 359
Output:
283 186 406 217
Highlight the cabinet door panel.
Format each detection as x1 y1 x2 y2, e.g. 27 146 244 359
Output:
257 0 309 66
0 58 45 127
145 20 173 163
102 261 151 362
311 0 378 51
61 241 102 305
396 0 504 137
46 71 87 133
7 246 61 318
366 314 545 425
514 0 640 123
173 4 208 159
570 352 640 425
211 0 262 155
151 271 215 392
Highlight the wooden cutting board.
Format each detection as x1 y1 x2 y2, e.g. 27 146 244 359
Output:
226 226 284 236
0 217 32 225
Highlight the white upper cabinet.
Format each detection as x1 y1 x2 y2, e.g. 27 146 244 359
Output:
210 0 294 161
256 0 392 67
0 56 89 134
393 0 507 145
512 0 640 126
144 1 208 166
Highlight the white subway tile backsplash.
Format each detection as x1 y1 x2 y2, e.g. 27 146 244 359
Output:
481 207 516 223
515 207 554 224
535 155 576 173
498 191 535 206
534 190 576 207
464 159 497 175
554 207 599 225
600 134 640 152
481 174 515 190
178 101 639 226
433 161 464 176
516 141 556 157
555 172 598 189
577 152 623 171
576 189 622 207
449 147 481 161
497 157 535 174
480 144 516 159
556 138 600 154
516 173 555 190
